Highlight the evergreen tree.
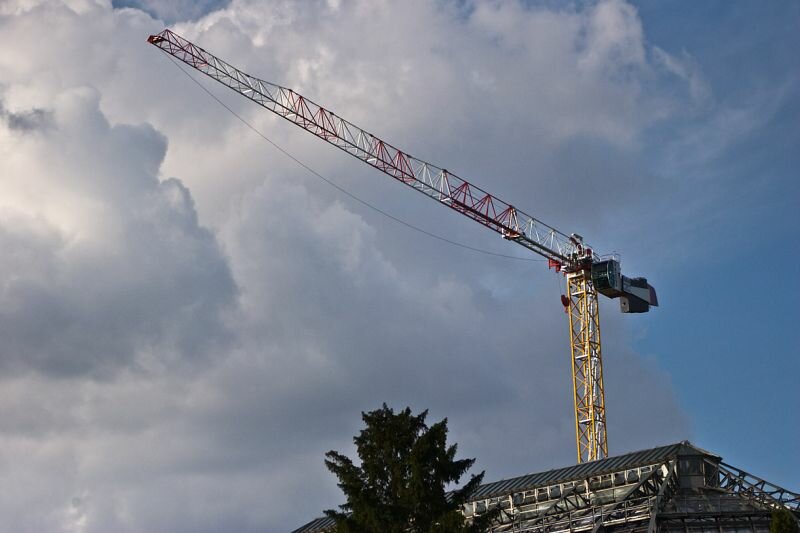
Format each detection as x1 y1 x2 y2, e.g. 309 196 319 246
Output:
771 508 799 533
324 404 498 532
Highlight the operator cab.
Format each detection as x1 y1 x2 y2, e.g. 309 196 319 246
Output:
591 259 623 297
591 259 658 314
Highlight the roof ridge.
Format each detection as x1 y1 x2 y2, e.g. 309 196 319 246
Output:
467 440 711 501
480 440 689 485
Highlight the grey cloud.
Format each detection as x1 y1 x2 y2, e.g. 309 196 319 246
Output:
112 0 230 23
0 99 51 131
0 89 236 378
205 173 691 528
0 1 698 531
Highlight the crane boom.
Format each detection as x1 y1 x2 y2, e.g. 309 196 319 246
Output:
148 28 658 463
147 29 590 269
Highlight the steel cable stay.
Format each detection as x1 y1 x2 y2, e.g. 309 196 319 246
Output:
163 55 545 264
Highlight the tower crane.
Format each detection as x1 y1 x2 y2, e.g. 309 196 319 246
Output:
148 29 658 464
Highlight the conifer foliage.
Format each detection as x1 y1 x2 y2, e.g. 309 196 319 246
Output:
770 509 800 533
324 404 497 532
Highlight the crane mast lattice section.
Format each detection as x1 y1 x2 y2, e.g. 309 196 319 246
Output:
567 271 607 463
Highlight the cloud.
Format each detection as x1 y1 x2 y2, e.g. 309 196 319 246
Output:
0 99 52 131
112 0 231 23
0 87 235 378
579 0 646 73
652 46 711 105
0 0 701 530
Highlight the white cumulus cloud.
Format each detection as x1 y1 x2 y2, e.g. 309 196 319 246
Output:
0 0 704 530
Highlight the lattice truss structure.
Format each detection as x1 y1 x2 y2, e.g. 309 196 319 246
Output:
146 29 594 269
293 442 799 533
566 271 607 464
464 443 799 533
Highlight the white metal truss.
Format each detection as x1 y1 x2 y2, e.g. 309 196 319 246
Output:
292 443 800 533
147 29 597 269
463 456 799 533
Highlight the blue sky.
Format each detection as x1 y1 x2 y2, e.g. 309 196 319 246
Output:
0 1 797 530
632 0 799 487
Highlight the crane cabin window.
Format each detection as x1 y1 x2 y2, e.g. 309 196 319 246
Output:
591 260 621 294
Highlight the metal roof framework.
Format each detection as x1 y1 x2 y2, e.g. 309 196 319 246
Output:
292 441 799 533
